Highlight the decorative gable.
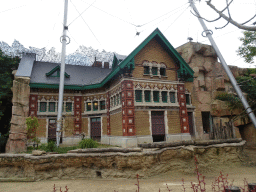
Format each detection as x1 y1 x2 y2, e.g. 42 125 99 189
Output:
46 65 70 78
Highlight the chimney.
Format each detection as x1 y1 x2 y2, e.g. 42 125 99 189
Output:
104 62 109 69
92 60 102 68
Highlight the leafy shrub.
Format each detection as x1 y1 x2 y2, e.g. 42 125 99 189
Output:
38 141 56 152
78 138 98 149
46 140 56 152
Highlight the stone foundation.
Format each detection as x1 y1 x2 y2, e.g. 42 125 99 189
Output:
101 134 192 148
0 140 246 181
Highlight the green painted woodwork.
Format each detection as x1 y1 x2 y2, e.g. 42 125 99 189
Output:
153 91 159 102
46 65 70 78
100 101 105 110
144 66 150 74
162 91 167 103
152 67 158 75
135 90 142 102
170 92 176 103
145 91 151 102
40 102 47 112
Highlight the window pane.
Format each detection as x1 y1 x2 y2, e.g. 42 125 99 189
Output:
162 91 167 103
40 102 46 112
93 101 98 111
144 91 151 102
160 68 166 76
100 101 105 110
66 102 72 112
135 90 142 102
117 94 119 105
186 94 190 105
144 66 149 74
152 67 158 75
87 102 91 111
170 92 176 103
49 102 55 112
153 91 159 102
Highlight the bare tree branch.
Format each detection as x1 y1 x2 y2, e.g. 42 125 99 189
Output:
241 14 256 25
190 0 232 24
215 0 232 30
206 0 256 31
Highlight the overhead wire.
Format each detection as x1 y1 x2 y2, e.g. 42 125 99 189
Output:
78 0 138 27
139 5 190 34
0 4 27 14
138 2 189 27
164 6 190 32
70 0 101 46
68 0 97 26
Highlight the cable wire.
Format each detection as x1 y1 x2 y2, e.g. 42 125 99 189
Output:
70 0 101 46
68 0 97 26
0 4 27 14
164 6 190 32
79 0 137 27
138 2 189 27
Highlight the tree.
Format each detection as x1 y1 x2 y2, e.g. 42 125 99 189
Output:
0 49 20 135
193 0 256 31
238 31 256 64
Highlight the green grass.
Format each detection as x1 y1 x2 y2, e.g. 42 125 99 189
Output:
25 141 119 154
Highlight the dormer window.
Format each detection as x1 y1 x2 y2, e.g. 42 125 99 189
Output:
142 61 166 78
46 65 70 78
160 68 166 76
152 67 158 75
144 66 150 74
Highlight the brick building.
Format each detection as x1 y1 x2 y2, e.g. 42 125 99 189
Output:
7 28 197 151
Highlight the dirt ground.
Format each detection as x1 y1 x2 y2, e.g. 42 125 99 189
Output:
1 148 256 192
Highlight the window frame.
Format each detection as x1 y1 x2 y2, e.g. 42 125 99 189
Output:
162 91 167 103
87 102 92 111
93 101 98 111
48 102 55 112
100 100 105 110
170 92 176 103
135 90 142 102
66 102 72 112
153 91 159 102
160 68 166 76
186 94 191 105
152 67 158 76
144 66 150 75
40 102 47 112
144 90 151 102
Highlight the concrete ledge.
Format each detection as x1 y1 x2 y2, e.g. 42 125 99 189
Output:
62 136 84 145
137 136 153 144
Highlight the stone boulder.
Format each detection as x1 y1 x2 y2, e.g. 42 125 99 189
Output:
32 150 46 156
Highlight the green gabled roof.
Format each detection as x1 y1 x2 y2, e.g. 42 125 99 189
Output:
30 28 194 90
101 28 194 83
46 65 70 78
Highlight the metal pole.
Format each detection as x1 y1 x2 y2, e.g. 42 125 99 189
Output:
56 0 69 147
189 0 256 128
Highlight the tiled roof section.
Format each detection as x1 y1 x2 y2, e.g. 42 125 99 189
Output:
15 53 36 77
30 61 112 86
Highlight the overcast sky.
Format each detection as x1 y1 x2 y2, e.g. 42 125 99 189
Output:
0 0 256 68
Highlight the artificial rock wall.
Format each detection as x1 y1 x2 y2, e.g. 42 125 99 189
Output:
0 140 246 180
5 71 30 153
